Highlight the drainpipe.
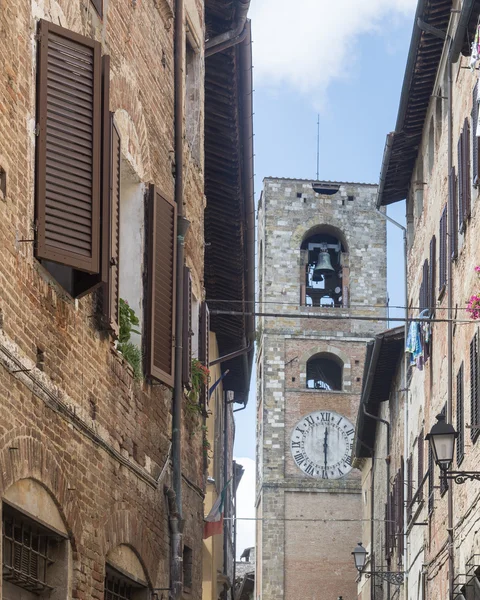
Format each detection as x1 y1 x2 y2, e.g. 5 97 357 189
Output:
363 404 391 600
205 0 251 55
171 0 189 596
446 33 454 600
165 487 184 600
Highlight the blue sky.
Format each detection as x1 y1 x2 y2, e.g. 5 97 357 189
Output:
233 3 416 461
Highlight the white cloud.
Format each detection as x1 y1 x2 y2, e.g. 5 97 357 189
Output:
234 457 256 560
250 0 417 105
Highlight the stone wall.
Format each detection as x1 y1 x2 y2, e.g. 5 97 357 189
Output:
256 179 387 600
0 0 206 597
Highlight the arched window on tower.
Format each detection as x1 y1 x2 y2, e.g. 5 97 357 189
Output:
306 353 343 391
300 228 348 308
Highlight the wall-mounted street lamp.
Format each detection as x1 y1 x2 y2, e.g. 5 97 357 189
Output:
351 542 404 586
426 414 480 483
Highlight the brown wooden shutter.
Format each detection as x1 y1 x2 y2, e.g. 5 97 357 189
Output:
71 55 110 299
102 117 121 334
182 265 192 386
473 82 479 186
439 206 447 294
35 20 101 274
439 404 448 496
417 430 424 501
470 331 479 443
199 302 210 407
146 185 177 386
428 444 434 513
398 461 404 558
458 133 465 233
429 236 436 314
449 166 458 260
463 118 471 220
407 456 413 522
420 259 428 312
457 362 465 465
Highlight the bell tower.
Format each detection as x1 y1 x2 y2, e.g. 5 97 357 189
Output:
255 178 387 600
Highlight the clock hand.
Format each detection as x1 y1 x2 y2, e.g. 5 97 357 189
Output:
323 427 328 470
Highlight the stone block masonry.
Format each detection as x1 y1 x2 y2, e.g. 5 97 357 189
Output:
256 179 387 600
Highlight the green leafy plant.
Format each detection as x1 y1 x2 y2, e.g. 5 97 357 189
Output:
117 298 142 379
188 358 210 403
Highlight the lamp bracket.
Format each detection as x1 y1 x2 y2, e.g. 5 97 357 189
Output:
443 471 480 484
363 571 405 585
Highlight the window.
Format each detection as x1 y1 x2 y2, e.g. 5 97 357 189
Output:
185 36 201 163
417 430 424 501
105 565 147 600
419 259 429 312
145 187 177 386
2 503 67 598
457 362 465 465
470 331 480 443
306 354 342 391
428 444 434 514
301 229 347 308
458 119 471 233
449 166 458 260
198 302 210 407
440 404 448 497
472 81 480 187
183 545 193 591
439 206 447 295
414 160 424 219
429 235 436 314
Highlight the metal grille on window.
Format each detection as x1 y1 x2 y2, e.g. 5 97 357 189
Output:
104 571 134 600
457 362 465 465
2 507 55 594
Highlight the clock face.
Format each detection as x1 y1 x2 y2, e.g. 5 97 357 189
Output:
290 410 355 479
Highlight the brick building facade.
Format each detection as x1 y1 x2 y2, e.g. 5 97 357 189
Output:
255 178 386 600
353 1 480 599
0 0 253 599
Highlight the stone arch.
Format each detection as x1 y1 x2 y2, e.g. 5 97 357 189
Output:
299 345 352 392
297 223 349 309
306 352 343 391
99 505 159 587
110 66 152 182
300 224 349 253
0 428 81 550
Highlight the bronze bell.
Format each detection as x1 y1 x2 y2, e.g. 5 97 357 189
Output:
313 248 335 280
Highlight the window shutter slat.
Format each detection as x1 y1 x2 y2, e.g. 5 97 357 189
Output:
182 266 192 386
464 118 471 220
35 20 101 274
146 186 177 386
473 82 479 186
102 117 121 335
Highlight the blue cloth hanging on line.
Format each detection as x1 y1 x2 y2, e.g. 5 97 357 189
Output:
406 321 423 369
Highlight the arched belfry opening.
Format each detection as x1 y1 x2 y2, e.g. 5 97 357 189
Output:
306 353 343 391
300 227 348 308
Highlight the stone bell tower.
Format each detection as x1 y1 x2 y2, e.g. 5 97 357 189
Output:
255 178 387 600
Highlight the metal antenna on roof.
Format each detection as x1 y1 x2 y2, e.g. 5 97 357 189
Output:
316 114 320 180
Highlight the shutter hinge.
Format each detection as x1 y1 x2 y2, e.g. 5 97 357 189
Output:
34 124 40 136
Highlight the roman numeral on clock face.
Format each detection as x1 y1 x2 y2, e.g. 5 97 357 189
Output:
291 441 301 448
294 453 305 466
305 415 315 425
304 463 315 476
